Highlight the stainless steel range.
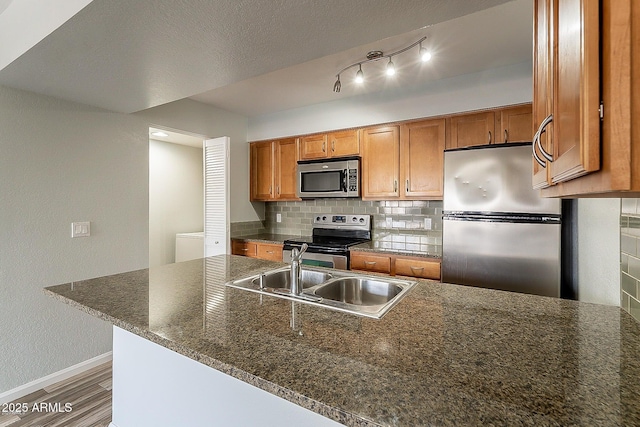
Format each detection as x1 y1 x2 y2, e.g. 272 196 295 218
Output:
283 214 371 270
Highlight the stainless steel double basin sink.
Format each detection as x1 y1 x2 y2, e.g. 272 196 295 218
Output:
225 266 417 318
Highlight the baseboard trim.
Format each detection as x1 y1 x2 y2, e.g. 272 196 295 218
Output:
0 352 113 405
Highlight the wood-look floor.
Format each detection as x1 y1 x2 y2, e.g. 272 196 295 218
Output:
0 361 112 427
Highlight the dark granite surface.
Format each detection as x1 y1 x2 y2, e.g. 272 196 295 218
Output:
350 242 442 259
231 233 301 244
45 255 640 426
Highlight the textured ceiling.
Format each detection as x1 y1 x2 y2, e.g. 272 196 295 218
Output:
0 0 517 114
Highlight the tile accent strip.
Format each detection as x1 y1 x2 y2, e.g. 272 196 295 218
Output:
621 198 640 322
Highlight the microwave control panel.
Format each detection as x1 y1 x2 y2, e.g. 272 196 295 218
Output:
348 168 358 193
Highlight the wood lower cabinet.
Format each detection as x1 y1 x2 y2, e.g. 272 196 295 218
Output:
299 130 359 160
231 240 257 257
350 251 441 280
231 240 283 262
350 252 392 274
250 138 300 201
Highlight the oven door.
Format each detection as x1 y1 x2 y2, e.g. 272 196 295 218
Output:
282 249 348 270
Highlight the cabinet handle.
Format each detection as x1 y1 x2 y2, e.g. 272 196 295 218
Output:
269 185 272 195
488 131 492 144
536 114 554 162
406 179 409 193
241 248 248 252
532 130 546 168
266 250 274 254
364 261 377 266
394 180 398 193
322 141 326 152
277 185 280 195
332 140 335 152
504 129 508 143
410 266 424 272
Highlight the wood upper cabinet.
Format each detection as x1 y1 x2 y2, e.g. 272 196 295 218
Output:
250 138 300 201
401 118 446 199
495 104 533 143
447 111 495 148
533 0 602 191
299 129 359 160
362 126 400 199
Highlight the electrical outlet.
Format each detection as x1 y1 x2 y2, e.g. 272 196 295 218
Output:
424 218 432 230
71 221 91 238
276 214 282 223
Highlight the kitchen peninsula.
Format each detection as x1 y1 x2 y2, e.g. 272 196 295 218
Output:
45 255 640 426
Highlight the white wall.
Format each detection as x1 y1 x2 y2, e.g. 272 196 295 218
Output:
0 84 149 393
248 62 533 140
149 139 203 267
135 98 262 223
578 199 620 305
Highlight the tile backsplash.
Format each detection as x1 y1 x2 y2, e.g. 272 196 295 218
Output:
621 198 640 322
232 199 443 256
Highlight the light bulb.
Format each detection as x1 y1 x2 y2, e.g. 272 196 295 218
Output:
386 58 395 76
355 65 364 84
420 47 432 62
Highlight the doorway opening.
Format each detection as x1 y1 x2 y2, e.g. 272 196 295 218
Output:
148 126 207 267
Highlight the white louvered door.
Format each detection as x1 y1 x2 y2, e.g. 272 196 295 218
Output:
204 137 230 257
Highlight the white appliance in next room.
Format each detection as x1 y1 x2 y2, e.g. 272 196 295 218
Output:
175 232 204 262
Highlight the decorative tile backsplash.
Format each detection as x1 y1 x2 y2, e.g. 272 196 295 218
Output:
232 199 443 256
621 198 640 322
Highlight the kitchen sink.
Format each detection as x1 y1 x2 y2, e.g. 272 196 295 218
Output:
225 266 416 318
312 277 403 306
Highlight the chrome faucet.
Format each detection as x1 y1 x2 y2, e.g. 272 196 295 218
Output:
290 243 308 295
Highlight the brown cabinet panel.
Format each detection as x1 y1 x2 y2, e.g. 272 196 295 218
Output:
250 141 274 201
299 134 328 160
362 126 400 200
231 241 257 257
447 111 495 148
395 257 440 280
401 118 445 199
256 243 283 262
327 129 359 157
275 138 299 200
496 105 533 143
350 252 392 274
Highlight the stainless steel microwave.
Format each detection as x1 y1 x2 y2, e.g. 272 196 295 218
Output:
296 157 360 198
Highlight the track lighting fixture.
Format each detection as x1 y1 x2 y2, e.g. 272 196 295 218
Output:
332 36 429 93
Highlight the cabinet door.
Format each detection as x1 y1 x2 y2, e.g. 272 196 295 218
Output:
532 0 554 189
299 134 328 160
496 105 533 143
250 141 274 201
275 138 300 200
447 111 496 148
548 0 600 183
256 243 283 262
401 119 445 199
350 252 392 274
362 126 400 200
395 257 441 280
327 129 359 157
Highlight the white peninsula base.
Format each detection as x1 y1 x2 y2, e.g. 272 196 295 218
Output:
109 327 343 427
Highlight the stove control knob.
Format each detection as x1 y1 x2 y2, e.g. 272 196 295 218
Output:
359 218 365 223
351 216 358 222
316 216 321 221
322 216 327 221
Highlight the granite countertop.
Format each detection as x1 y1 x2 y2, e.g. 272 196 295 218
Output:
45 255 640 426
231 233 300 244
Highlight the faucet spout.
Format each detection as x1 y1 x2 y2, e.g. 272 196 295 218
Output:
290 243 308 295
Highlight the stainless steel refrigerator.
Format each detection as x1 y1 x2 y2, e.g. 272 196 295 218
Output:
442 143 562 297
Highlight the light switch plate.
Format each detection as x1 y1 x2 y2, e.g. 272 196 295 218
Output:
276 214 282 223
424 218 432 230
71 221 91 238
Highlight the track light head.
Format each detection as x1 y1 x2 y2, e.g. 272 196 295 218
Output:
333 75 341 93
419 42 432 62
386 58 395 76
355 65 364 84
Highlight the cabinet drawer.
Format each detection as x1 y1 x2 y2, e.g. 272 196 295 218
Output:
256 243 283 262
231 241 257 257
350 253 391 274
395 257 440 280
